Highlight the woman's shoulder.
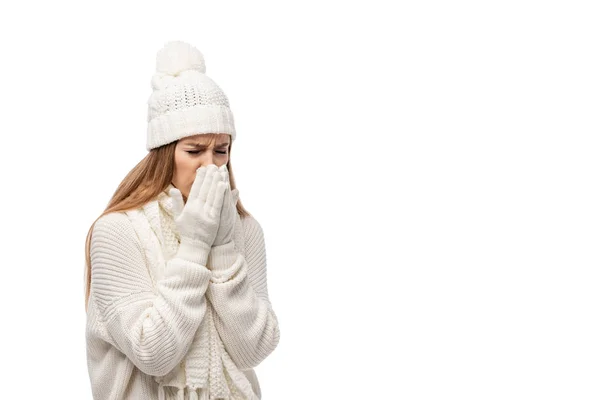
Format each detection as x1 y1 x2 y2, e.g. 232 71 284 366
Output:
92 211 141 249
94 204 149 232
241 214 263 233
94 211 131 231
241 214 266 247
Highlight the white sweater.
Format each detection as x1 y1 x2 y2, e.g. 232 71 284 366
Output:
85 186 280 399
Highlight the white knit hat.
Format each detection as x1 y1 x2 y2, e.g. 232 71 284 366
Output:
146 41 236 150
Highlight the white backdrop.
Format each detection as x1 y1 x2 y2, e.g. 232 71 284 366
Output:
0 1 599 399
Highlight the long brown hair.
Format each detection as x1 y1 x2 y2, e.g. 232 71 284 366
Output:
84 134 251 312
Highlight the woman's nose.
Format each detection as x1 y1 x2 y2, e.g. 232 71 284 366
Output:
200 153 214 166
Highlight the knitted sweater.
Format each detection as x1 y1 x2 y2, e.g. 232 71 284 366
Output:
86 184 280 400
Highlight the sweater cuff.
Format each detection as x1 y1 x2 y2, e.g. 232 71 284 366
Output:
176 238 212 266
208 241 239 272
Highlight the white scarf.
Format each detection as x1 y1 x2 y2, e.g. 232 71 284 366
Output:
126 184 257 400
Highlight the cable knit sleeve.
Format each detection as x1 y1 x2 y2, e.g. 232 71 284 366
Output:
206 215 281 370
90 212 213 377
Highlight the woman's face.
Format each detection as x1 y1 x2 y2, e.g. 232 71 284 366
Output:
172 133 231 202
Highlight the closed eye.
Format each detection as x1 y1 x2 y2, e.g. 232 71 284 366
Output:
186 150 228 155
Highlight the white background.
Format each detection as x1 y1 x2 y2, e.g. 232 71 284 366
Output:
0 1 599 399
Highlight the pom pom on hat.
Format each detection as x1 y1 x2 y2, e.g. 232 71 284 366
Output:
156 40 206 75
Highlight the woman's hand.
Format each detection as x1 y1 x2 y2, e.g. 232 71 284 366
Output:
212 164 237 247
169 164 227 250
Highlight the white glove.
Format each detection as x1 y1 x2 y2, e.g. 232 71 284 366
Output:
169 164 226 264
212 164 238 247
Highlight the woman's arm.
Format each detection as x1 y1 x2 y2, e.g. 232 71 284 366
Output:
90 212 212 376
206 216 281 370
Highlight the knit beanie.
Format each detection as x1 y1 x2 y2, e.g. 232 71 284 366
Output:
146 40 236 150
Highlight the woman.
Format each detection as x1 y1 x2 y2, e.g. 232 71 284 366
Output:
84 41 280 400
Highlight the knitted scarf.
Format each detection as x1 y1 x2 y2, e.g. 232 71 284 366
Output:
128 183 257 400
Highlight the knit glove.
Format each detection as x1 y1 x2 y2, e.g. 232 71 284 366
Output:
169 164 227 265
212 164 238 247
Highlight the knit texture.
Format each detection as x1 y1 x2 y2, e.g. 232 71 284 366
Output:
147 41 236 150
155 185 247 399
86 185 280 400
